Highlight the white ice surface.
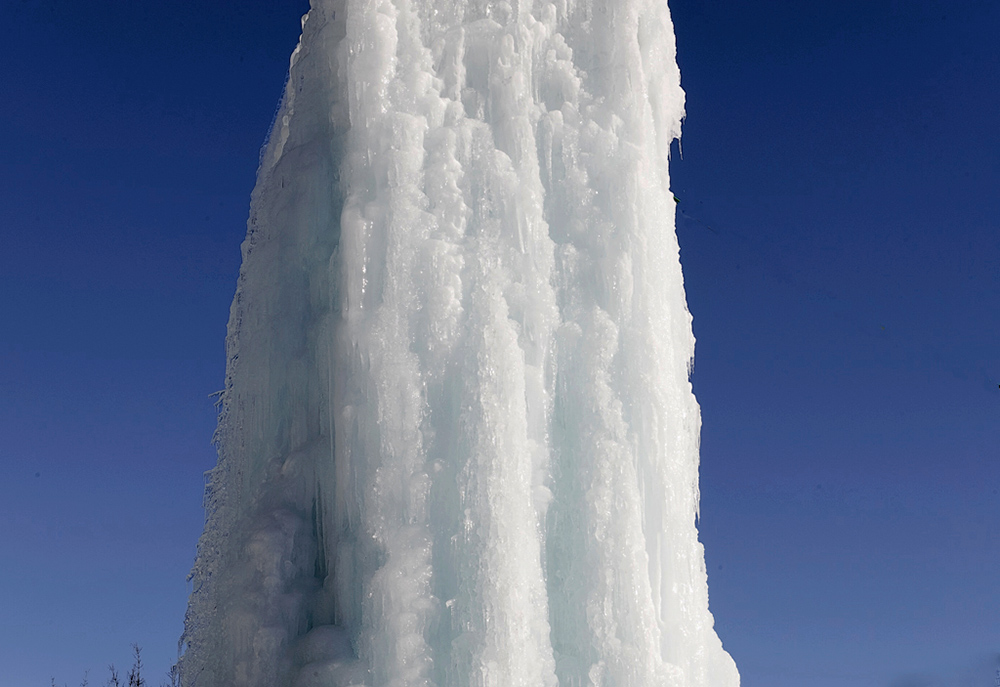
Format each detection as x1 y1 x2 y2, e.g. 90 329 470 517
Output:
181 0 739 685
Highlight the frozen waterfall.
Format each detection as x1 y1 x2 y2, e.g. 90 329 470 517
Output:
180 0 739 685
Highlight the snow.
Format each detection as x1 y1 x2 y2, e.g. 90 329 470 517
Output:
180 0 739 685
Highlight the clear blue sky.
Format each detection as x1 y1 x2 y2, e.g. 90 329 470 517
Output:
0 1 996 686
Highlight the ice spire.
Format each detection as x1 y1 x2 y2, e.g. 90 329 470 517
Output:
180 0 739 685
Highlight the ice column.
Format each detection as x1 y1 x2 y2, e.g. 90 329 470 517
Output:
181 0 739 685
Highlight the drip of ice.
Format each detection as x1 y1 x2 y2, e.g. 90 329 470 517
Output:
180 0 738 685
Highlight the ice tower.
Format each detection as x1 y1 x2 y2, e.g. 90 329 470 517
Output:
180 0 739 685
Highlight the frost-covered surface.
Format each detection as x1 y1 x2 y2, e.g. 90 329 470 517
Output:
180 0 739 684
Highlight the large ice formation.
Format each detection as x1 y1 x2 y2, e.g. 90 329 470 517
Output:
180 0 739 685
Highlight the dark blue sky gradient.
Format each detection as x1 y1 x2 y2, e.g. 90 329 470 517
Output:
0 1 997 685
670 2 1000 685
0 2 309 683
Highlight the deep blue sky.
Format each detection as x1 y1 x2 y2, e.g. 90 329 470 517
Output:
1 1 997 686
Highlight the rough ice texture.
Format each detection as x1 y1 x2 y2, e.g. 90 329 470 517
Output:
180 0 739 685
